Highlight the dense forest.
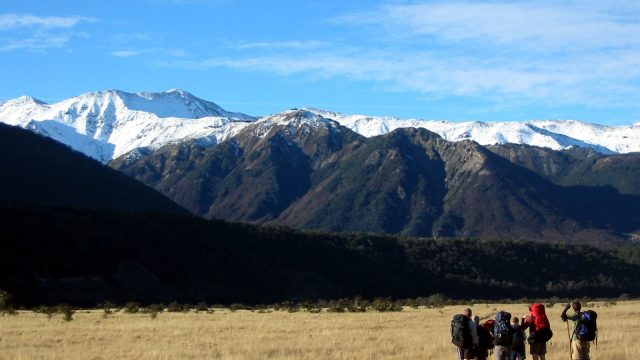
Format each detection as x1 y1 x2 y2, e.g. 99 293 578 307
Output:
2 206 639 307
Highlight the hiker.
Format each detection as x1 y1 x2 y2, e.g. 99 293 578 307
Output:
475 316 492 360
561 302 596 360
493 310 515 360
521 304 553 360
451 308 479 360
510 317 526 360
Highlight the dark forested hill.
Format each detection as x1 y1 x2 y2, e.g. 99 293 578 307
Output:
1 206 639 306
0 123 186 214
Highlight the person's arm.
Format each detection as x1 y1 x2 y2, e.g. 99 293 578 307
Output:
561 303 571 321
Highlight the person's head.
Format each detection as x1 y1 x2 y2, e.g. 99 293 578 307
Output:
512 317 519 324
571 302 582 312
474 315 480 324
464 307 472 318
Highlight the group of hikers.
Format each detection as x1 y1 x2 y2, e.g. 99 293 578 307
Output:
451 301 598 360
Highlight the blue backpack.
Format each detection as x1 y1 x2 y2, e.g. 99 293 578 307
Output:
494 311 513 346
577 310 598 341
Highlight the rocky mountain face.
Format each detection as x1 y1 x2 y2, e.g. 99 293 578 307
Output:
111 111 640 244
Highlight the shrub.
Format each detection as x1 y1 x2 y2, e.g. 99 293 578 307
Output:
123 302 141 314
57 304 75 321
33 305 56 320
0 290 17 316
167 301 189 313
145 304 164 319
371 298 403 312
195 302 208 313
101 300 116 317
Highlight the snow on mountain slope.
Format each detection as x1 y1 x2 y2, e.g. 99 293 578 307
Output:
306 108 640 154
0 89 255 162
243 109 343 139
2 89 638 163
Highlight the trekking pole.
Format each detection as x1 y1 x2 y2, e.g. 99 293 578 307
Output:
566 321 572 360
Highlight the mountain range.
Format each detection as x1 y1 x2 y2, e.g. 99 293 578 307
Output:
2 89 640 244
2 92 640 305
2 89 640 164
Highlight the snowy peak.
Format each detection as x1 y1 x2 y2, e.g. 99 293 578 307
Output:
0 89 256 162
305 108 640 154
246 109 342 139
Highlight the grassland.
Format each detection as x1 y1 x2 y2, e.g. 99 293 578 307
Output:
0 301 636 359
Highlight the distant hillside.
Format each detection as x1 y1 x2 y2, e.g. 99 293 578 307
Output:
1 206 639 306
488 144 640 195
112 111 640 244
0 123 186 214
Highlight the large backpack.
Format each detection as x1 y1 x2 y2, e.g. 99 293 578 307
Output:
483 319 496 349
494 311 513 346
477 324 492 350
527 303 553 343
577 310 598 341
451 314 472 347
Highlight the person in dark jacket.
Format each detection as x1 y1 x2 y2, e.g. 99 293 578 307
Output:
510 317 526 360
474 316 490 360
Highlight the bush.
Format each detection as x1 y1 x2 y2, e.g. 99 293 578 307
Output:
0 289 17 316
195 302 208 313
371 298 403 312
167 301 189 313
57 304 75 321
123 302 141 314
101 300 116 316
145 304 164 319
33 305 56 320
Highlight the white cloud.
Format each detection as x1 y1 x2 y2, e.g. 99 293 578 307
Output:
233 40 330 50
0 13 96 52
0 14 96 31
334 2 640 52
112 48 189 58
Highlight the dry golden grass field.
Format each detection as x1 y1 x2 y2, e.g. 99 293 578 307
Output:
0 301 637 359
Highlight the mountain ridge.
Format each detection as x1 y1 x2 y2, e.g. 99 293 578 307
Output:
2 90 640 165
111 113 640 244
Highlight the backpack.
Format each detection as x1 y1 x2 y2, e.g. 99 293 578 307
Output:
527 303 553 343
483 319 496 349
451 314 471 347
494 311 513 346
477 324 492 350
577 310 598 341
531 303 551 330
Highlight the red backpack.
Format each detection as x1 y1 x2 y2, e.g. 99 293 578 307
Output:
531 303 550 330
528 303 553 343
483 319 496 349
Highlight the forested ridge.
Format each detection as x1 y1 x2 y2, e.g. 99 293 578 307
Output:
2 206 638 306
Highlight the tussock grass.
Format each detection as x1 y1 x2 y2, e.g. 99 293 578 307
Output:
0 301 636 359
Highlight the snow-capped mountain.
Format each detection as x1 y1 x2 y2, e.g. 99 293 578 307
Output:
0 89 255 162
2 89 640 164
305 108 640 154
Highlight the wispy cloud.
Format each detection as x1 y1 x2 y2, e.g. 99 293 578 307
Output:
0 13 96 52
112 48 188 58
232 40 330 50
164 1 640 109
333 2 640 52
0 14 96 31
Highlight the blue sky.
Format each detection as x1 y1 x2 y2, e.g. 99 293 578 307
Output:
1 0 640 124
